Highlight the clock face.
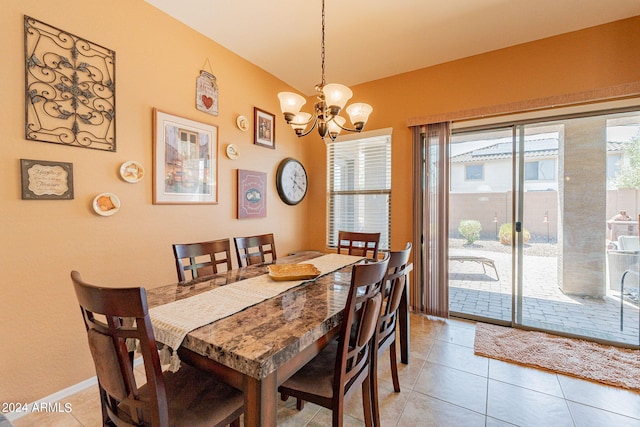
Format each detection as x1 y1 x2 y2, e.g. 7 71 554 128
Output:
276 158 308 205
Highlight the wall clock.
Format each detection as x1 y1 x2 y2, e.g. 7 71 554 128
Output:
276 158 308 205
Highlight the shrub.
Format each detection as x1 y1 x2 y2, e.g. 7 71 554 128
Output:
498 223 531 245
458 220 482 245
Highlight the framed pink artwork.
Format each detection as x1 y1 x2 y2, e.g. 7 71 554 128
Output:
237 169 267 219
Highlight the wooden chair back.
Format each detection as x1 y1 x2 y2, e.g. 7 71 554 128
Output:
336 255 388 401
377 242 412 393
71 271 169 426
71 271 244 427
233 233 277 267
172 239 232 282
337 231 380 260
277 255 389 426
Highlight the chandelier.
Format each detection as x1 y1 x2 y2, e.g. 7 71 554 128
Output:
277 0 373 141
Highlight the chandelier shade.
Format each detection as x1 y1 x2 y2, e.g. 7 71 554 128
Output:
322 83 352 110
327 116 346 139
290 112 312 134
346 103 374 130
277 92 306 118
277 0 372 140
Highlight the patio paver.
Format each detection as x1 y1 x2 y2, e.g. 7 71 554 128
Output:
449 248 640 345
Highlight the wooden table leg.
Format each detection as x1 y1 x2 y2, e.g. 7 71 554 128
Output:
243 371 278 427
399 278 410 364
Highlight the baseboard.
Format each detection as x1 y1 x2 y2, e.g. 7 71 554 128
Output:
6 357 143 422
5 376 97 422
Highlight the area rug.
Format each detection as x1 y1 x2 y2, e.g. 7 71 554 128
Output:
474 323 640 391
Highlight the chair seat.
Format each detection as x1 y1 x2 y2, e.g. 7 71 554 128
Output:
138 363 244 427
280 340 338 401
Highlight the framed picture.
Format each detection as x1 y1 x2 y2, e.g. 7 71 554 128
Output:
237 169 267 219
20 159 74 200
254 107 275 149
153 108 218 204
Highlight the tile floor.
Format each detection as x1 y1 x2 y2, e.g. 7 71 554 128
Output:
12 314 640 426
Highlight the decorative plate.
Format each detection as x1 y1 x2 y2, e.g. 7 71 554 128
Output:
119 161 144 183
226 144 239 160
268 264 320 281
236 115 249 132
93 193 121 216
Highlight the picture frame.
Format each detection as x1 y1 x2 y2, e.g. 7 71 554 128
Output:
237 169 267 219
153 108 218 204
254 107 275 149
20 159 74 200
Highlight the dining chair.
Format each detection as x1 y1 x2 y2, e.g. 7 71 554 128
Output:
70 271 244 427
172 239 233 282
233 233 277 267
376 242 412 394
278 254 389 427
337 230 381 260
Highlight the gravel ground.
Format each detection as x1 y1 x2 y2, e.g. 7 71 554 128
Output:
449 238 558 257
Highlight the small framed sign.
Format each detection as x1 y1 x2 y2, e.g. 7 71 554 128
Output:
20 159 74 200
196 70 219 116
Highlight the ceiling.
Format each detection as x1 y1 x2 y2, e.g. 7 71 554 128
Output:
145 0 640 95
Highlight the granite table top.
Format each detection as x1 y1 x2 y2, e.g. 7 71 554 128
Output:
145 251 357 380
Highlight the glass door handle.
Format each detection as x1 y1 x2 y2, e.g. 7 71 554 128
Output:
515 221 522 232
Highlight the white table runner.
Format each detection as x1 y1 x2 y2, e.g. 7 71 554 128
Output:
149 253 363 370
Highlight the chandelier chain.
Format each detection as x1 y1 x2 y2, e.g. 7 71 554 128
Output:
277 0 372 140
321 0 325 87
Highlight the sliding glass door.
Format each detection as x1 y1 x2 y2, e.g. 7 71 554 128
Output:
449 108 640 347
448 127 514 323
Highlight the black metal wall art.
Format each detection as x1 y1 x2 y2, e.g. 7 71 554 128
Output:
24 16 116 151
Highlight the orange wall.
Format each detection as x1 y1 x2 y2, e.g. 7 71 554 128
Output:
1 0 310 404
305 15 640 254
1 0 639 405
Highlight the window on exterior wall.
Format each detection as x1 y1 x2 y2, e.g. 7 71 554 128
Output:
607 154 622 181
326 131 391 251
465 164 483 180
524 159 555 181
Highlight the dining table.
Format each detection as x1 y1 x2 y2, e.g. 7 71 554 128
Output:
144 251 411 427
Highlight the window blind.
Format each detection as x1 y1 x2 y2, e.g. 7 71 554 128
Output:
326 133 391 250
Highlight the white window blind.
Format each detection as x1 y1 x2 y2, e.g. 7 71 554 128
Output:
326 132 391 250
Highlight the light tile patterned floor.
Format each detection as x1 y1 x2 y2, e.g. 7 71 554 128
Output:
11 314 640 426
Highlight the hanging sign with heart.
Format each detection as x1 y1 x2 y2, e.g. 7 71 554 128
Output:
196 70 219 116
